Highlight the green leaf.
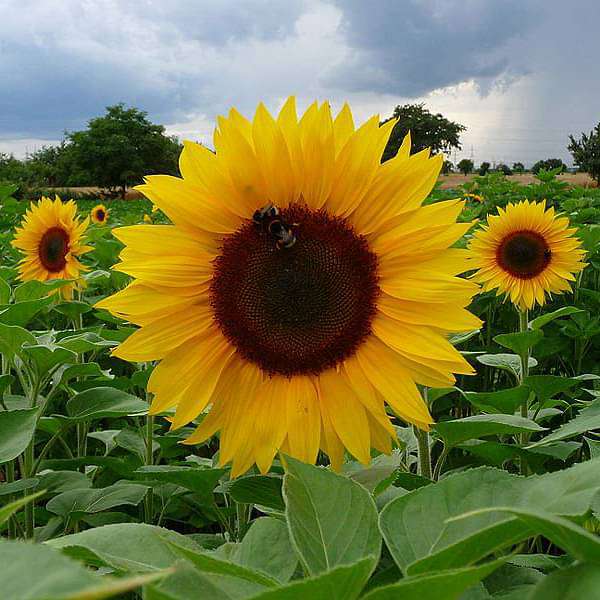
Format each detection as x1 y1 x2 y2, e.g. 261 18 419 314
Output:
0 477 39 496
47 523 201 572
36 470 92 494
462 387 530 414
57 331 116 353
362 559 506 600
229 517 298 583
245 557 376 600
494 330 543 355
0 278 10 304
168 541 278 587
135 466 226 504
0 373 14 396
379 459 600 575
65 387 148 421
434 414 545 446
0 407 39 463
529 306 583 330
0 539 168 600
476 353 537 379
22 343 78 374
0 491 45 526
46 483 148 518
450 506 600 564
13 279 72 301
523 375 580 406
56 362 113 386
0 322 37 361
224 475 285 511
527 398 600 447
0 297 52 327
528 563 600 599
282 456 381 575
53 300 92 320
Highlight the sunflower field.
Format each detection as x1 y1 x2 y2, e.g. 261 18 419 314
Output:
1 101 600 600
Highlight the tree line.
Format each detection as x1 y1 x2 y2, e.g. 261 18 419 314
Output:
2 103 599 197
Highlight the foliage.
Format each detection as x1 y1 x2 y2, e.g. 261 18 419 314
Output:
568 123 600 184
512 162 525 173
456 159 473 175
381 103 465 162
0 168 599 599
495 163 512 176
66 104 182 197
532 158 566 174
478 161 491 175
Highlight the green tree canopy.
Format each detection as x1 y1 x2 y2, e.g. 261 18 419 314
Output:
478 161 491 175
532 158 566 175
568 124 600 184
381 103 465 162
512 162 525 173
67 104 181 197
457 159 474 175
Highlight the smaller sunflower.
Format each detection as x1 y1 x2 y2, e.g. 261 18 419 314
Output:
91 204 109 224
464 193 483 202
12 196 91 298
469 200 585 310
142 213 153 223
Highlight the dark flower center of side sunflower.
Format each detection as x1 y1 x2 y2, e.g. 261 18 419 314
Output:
96 209 105 221
210 203 380 376
39 227 70 273
496 230 551 279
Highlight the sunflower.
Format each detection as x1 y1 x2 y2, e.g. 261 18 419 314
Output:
91 204 109 224
469 200 585 310
12 196 91 299
464 193 483 202
97 98 480 476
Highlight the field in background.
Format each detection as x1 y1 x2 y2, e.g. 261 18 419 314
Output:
439 172 596 189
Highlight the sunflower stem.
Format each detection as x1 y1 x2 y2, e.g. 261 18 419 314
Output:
518 308 530 474
23 377 41 539
414 426 432 480
144 414 155 523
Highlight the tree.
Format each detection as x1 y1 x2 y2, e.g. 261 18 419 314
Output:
441 160 454 174
496 163 513 176
478 162 491 175
457 159 474 175
532 158 565 174
512 162 525 173
67 104 182 197
568 124 600 184
381 103 465 162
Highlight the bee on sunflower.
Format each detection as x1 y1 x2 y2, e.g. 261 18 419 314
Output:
97 98 481 476
12 196 91 299
91 204 109 225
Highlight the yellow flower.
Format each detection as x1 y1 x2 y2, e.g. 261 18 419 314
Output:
464 193 483 202
143 214 153 223
12 196 91 299
469 200 585 310
97 98 480 476
91 204 109 224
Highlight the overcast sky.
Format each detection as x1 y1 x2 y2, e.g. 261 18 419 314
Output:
1 0 599 166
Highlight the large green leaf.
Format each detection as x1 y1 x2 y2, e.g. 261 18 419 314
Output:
462 387 530 414
450 506 600 564
528 563 600 599
434 414 545 446
476 353 538 380
0 539 168 600
22 343 78 374
13 279 73 301
229 517 298 583
0 322 36 361
47 523 202 572
46 483 148 519
523 375 580 406
528 399 600 447
379 458 600 575
65 387 148 421
0 491 45 526
494 330 543 355
0 407 39 463
362 559 505 600
529 306 583 330
282 456 381 575
246 558 375 600
223 474 285 511
0 297 52 327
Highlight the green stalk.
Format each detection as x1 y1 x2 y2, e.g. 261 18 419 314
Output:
414 426 432 480
22 377 42 539
144 414 155 523
518 308 530 475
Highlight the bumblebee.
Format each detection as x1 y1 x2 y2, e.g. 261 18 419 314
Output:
253 203 297 249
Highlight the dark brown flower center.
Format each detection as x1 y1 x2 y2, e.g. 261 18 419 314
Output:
210 203 380 376
39 227 69 273
496 230 551 279
96 209 105 221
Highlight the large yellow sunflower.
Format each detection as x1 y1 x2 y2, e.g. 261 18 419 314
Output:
91 204 109 225
469 200 585 310
12 196 91 299
97 98 480 476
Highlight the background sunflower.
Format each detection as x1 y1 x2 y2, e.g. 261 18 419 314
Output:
91 204 109 224
12 196 91 298
98 98 480 476
469 200 586 310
